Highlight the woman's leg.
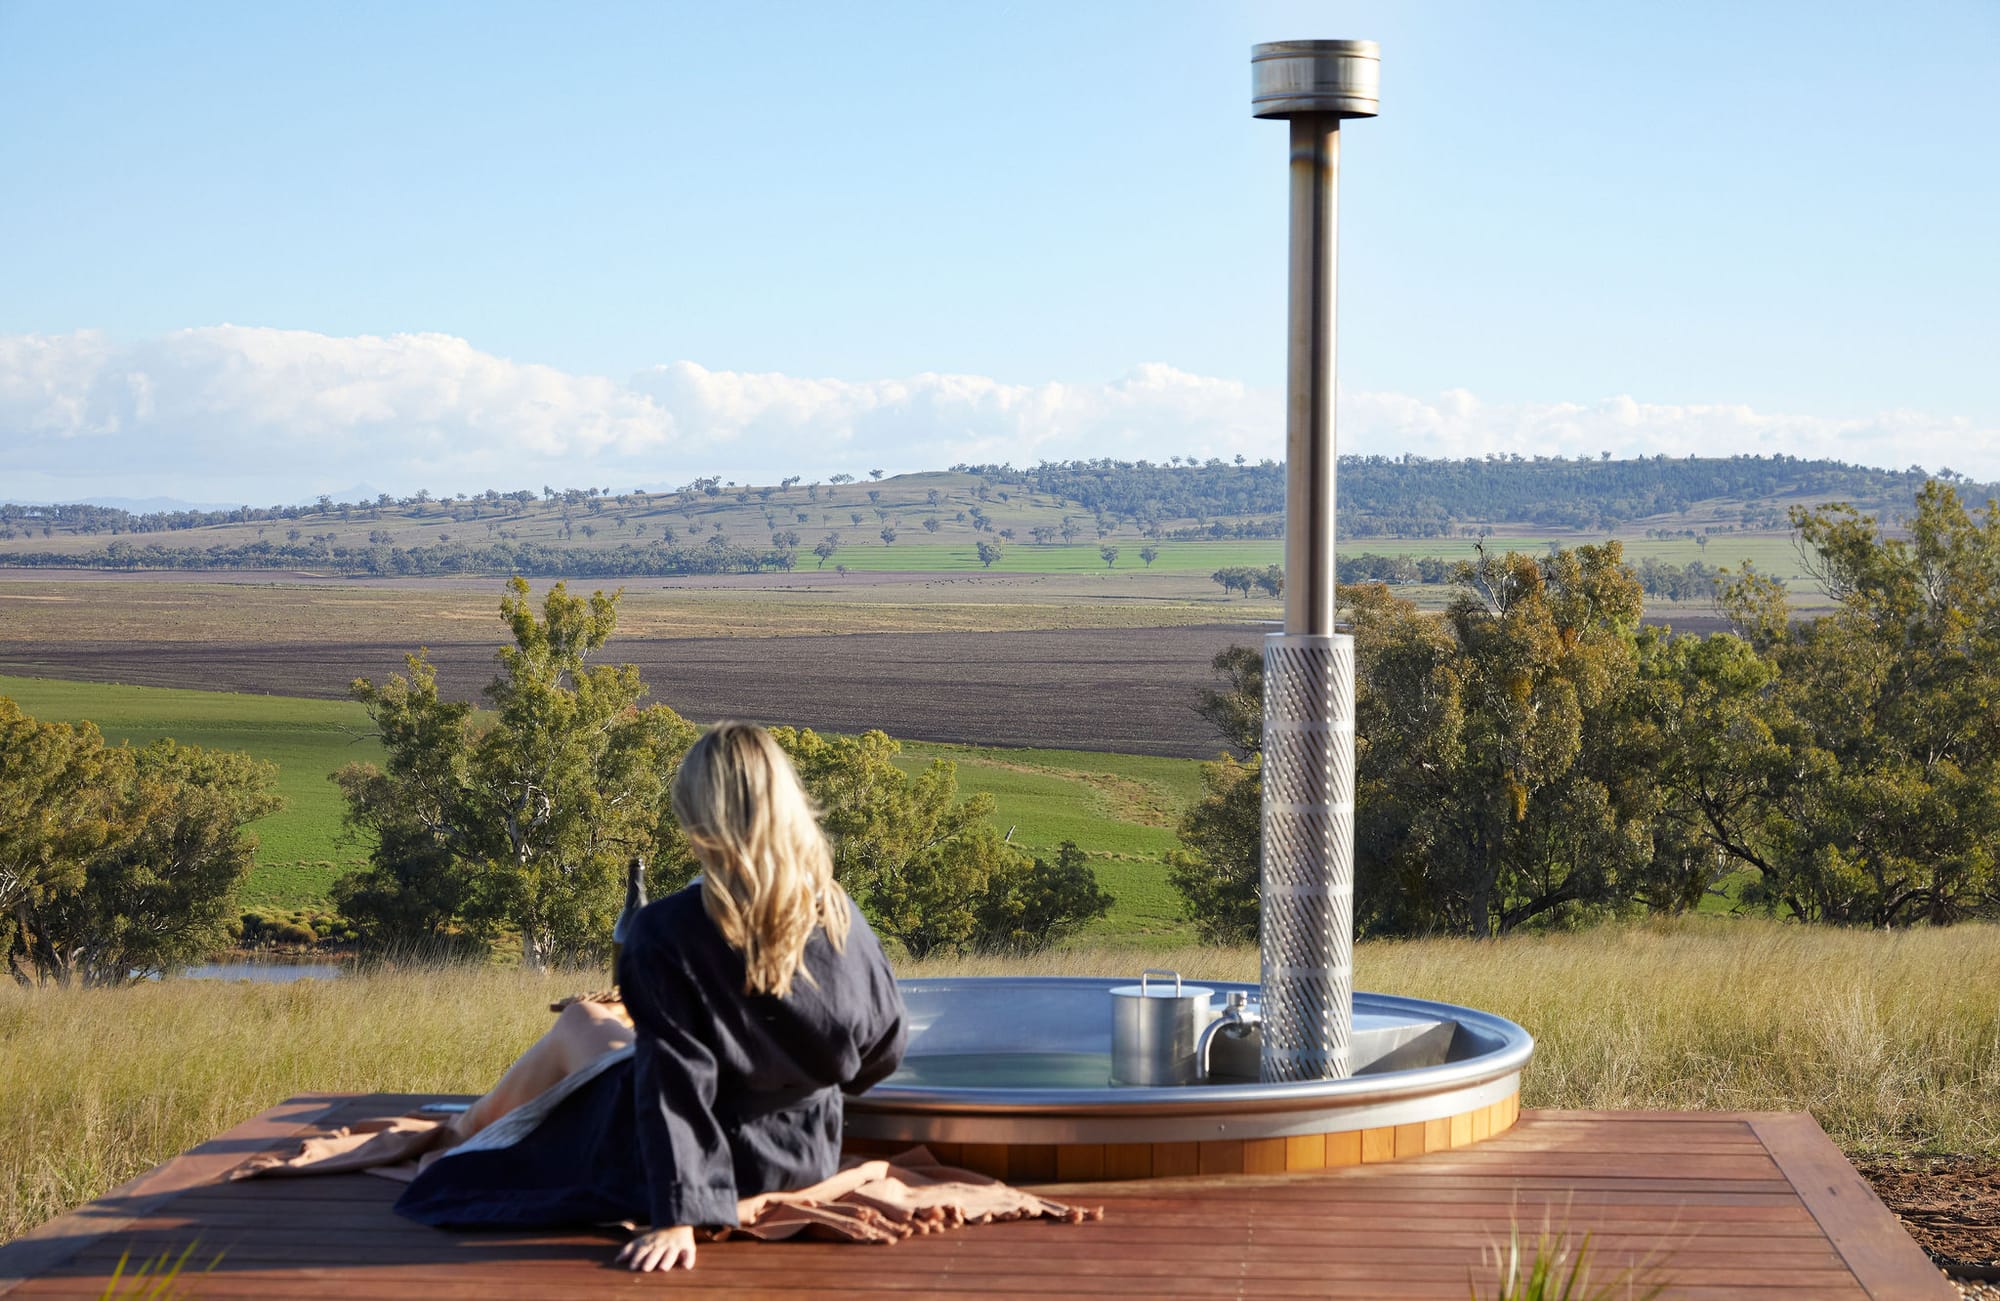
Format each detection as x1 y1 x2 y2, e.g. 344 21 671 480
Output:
452 1000 634 1140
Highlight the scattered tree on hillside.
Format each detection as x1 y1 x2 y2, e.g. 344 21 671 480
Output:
1209 565 1284 599
976 540 1004 569
1099 545 1119 569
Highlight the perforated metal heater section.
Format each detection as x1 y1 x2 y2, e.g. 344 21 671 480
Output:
1260 632 1356 1082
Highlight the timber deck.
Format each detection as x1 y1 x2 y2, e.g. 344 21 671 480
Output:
0 1095 1951 1299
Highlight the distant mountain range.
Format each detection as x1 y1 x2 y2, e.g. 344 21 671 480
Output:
15 495 246 514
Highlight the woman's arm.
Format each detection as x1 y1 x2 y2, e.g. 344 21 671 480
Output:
620 936 743 1234
846 1006 906 1096
842 918 909 1095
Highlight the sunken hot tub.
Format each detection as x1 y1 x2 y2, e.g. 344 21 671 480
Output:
842 978 1533 1182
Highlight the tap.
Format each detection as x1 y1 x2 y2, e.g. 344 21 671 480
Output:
1198 990 1262 1081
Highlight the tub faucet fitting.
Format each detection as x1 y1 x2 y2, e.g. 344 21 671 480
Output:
1198 992 1263 1081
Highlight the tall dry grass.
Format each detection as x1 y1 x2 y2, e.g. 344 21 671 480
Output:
5 920 1997 1243
0 963 556 1243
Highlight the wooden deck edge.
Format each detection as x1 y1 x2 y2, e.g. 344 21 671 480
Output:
1524 1108 1767 1122
0 1093 352 1296
1748 1112 1955 1300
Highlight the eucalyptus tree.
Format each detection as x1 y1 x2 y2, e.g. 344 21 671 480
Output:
337 579 697 967
1713 482 2000 925
4 700 279 986
0 700 117 927
1173 545 1659 940
18 741 279 986
728 727 1020 959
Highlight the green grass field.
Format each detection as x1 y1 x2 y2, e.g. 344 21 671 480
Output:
899 743 1207 941
0 676 381 908
1 677 1209 939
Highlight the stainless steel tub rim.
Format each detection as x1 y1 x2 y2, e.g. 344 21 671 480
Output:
854 977 1533 1119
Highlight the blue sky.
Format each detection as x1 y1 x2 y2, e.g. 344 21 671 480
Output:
3 1 1997 502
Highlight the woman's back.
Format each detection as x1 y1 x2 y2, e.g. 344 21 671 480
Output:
619 881 905 1119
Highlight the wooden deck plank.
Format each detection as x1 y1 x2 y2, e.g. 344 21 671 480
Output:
0 1102 1952 1299
79 1202 1847 1246
1750 1112 1954 1301
0 1094 350 1295
38 1237 1861 1278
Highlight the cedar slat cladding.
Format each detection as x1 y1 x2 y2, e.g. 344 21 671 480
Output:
0 1101 1951 1299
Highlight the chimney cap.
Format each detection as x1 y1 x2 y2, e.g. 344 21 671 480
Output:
1251 40 1380 120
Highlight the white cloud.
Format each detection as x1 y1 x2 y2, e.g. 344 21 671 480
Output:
1342 388 1993 477
1 326 1993 503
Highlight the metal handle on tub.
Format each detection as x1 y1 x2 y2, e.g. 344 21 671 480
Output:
1139 969 1182 997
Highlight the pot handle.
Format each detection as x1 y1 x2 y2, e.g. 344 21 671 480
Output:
1140 968 1182 997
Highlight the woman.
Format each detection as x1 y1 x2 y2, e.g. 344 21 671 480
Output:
394 722 908 1273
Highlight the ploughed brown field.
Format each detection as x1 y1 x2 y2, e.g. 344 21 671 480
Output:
0 625 1263 757
0 571 1735 757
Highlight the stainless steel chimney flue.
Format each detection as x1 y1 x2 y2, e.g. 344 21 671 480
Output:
1251 40 1376 1085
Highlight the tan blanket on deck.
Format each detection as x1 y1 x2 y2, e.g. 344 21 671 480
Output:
230 1117 1100 1245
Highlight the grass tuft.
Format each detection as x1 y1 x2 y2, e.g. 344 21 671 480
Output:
97 1240 220 1300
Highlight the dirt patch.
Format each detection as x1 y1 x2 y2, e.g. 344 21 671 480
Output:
0 625 1259 758
1856 1156 2000 1286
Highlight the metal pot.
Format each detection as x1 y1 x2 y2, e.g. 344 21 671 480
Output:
1109 969 1215 1086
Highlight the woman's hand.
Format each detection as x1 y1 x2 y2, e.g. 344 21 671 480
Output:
615 1224 697 1272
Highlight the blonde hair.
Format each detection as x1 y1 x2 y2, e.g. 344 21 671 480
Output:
671 722 850 997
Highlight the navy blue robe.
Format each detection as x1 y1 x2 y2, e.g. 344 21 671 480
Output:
395 884 906 1230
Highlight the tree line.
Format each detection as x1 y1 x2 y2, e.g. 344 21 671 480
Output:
963 455 1991 536
1335 551 1721 602
0 537 806 578
1169 480 2000 939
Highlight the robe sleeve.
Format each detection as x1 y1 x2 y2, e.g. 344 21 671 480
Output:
846 1010 906 1096
622 951 742 1229
842 932 908 1096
